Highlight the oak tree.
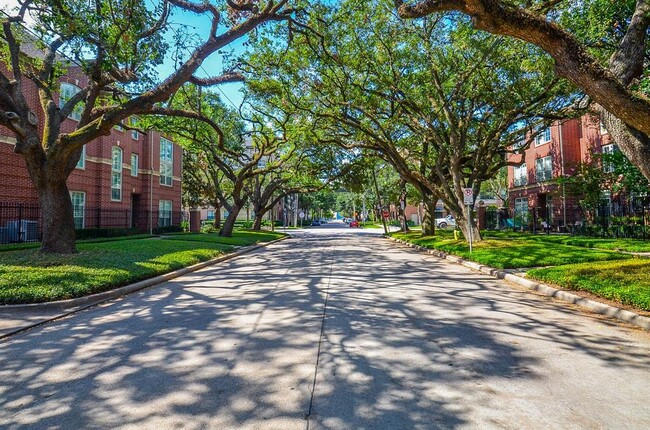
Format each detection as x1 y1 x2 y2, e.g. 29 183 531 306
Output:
0 0 292 252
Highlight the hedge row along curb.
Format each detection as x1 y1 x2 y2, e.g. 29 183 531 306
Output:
387 236 650 331
0 235 290 340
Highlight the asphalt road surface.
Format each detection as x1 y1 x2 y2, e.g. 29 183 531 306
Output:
1 222 649 429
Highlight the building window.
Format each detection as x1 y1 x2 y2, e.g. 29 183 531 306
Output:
534 127 551 146
76 145 86 169
160 137 173 186
513 163 527 187
111 146 122 201
131 153 139 177
514 197 529 224
602 144 618 173
600 121 608 134
207 210 215 220
128 117 139 140
159 200 172 227
115 120 125 132
535 156 553 182
59 83 82 121
70 191 86 229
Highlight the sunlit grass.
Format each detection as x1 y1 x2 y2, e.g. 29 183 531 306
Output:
528 259 650 311
391 232 628 269
0 230 284 304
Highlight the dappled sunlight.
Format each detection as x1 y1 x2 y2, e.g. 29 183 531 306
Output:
0 227 648 428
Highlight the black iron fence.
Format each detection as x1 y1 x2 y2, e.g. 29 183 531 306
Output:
0 201 183 244
0 202 41 244
483 197 650 240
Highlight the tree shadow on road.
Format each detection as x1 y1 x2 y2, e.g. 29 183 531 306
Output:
0 231 648 429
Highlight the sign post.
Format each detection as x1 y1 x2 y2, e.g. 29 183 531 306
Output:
463 188 474 253
299 211 304 228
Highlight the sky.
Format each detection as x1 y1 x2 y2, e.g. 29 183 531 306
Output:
0 0 248 109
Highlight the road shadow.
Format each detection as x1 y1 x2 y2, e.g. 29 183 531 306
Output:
0 229 648 429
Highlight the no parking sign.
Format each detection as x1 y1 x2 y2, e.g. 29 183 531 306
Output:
463 188 473 205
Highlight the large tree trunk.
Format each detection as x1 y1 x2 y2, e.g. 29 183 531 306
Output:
456 212 482 243
38 177 77 254
214 202 222 229
398 180 410 233
252 202 265 230
421 194 436 237
252 214 264 231
219 203 241 237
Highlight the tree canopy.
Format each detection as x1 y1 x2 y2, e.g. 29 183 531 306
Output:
395 0 650 182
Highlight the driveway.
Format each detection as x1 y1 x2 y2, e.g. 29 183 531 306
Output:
1 223 649 429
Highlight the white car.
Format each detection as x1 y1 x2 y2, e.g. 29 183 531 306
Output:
435 214 456 228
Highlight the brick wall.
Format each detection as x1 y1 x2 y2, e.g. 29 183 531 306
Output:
0 62 183 231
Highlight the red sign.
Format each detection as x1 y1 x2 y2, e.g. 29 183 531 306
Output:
382 211 390 218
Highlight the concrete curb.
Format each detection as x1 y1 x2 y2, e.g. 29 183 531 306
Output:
387 236 650 331
0 235 289 340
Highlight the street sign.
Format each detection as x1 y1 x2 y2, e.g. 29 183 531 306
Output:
463 188 473 205
299 212 305 219
382 210 390 218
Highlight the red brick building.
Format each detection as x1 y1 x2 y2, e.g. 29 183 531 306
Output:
0 66 183 242
506 115 612 231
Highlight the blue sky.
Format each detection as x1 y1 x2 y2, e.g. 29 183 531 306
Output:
158 4 250 110
0 0 249 109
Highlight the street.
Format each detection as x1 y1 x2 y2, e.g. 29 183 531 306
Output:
1 223 649 429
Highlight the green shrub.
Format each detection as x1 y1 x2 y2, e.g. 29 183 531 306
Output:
153 225 182 234
75 227 140 240
200 221 218 234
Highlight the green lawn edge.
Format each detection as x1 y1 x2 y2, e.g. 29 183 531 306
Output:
390 231 650 312
0 230 285 305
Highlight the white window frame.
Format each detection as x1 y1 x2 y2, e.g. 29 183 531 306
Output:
131 153 139 177
76 145 86 169
128 117 139 140
534 127 551 146
513 163 527 187
535 156 553 182
600 121 608 135
59 83 82 121
207 210 215 220
159 200 172 227
159 137 173 186
111 146 123 201
602 144 618 173
514 197 529 223
70 191 86 229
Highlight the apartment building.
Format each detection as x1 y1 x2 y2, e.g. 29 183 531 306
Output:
0 65 183 241
506 116 612 230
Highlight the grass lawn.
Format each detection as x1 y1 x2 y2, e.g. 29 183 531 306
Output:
0 230 285 305
528 259 650 311
0 234 156 253
391 231 650 312
483 230 650 253
163 230 286 246
391 231 628 269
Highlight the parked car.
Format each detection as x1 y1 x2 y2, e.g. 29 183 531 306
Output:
435 214 456 228
311 220 321 226
349 220 360 228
